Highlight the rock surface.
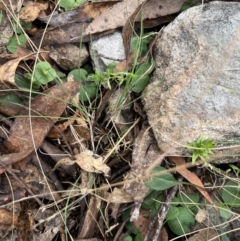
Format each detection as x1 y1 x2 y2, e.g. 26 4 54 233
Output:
49 43 89 71
143 2 240 153
90 31 125 71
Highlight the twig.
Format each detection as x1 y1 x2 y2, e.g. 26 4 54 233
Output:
144 177 182 241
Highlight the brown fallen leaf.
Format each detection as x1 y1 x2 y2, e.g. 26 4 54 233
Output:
19 2 48 22
77 196 99 239
0 208 17 225
122 0 147 58
134 209 168 241
33 0 185 47
125 126 161 221
169 156 215 206
84 0 146 36
0 50 37 88
54 150 110 175
0 57 26 87
3 81 79 154
47 113 77 139
101 187 133 203
32 2 116 47
84 0 185 36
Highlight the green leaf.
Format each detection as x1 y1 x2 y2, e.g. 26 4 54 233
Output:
79 82 98 102
122 208 131 222
125 221 140 235
20 20 32 30
69 68 88 81
186 136 215 164
221 181 240 207
34 61 57 84
131 60 155 93
123 236 132 241
132 75 150 93
181 1 192 11
0 93 24 109
59 0 75 9
142 193 162 210
106 62 117 72
219 204 232 219
177 193 200 208
145 166 179 191
59 0 87 10
7 33 27 53
134 233 142 241
15 74 40 90
166 206 179 221
0 9 2 24
167 207 195 235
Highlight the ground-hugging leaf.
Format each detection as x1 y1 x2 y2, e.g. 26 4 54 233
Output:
167 206 195 235
7 34 27 54
145 166 179 191
0 93 24 109
166 206 179 221
177 192 200 208
3 81 79 156
221 180 240 208
34 61 57 84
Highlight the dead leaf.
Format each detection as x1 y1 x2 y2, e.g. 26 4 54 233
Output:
77 196 99 239
134 209 168 241
0 150 33 172
125 127 161 221
47 114 76 139
0 208 16 225
0 53 35 87
84 0 185 36
187 228 220 241
55 150 110 175
122 1 147 58
75 150 110 175
84 0 146 36
195 208 207 223
169 156 215 206
0 57 25 87
32 0 185 47
19 2 48 22
3 81 79 154
101 187 133 203
32 2 116 47
15 200 36 241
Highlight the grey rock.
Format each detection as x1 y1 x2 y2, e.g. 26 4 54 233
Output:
90 31 125 71
49 43 89 71
0 11 13 54
143 2 240 153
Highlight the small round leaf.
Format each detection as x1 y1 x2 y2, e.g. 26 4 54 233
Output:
34 61 57 84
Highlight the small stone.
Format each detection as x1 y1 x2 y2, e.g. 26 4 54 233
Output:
49 43 89 71
90 31 125 71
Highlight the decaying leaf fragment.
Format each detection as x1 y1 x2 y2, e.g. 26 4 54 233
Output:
101 187 133 203
54 150 110 176
0 81 79 169
125 127 161 221
19 2 48 22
